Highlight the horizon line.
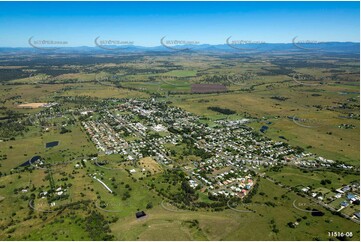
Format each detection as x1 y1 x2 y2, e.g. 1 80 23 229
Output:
1 41 360 49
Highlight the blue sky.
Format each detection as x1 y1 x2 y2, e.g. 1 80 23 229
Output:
0 1 359 47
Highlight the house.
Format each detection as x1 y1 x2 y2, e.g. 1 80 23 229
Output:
342 186 351 193
346 193 356 201
334 193 342 199
340 201 348 207
352 199 360 205
136 211 146 218
40 191 48 197
301 187 310 192
336 189 344 194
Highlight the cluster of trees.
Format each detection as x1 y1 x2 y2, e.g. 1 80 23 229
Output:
269 165 284 172
183 145 212 160
152 170 200 208
270 96 289 101
207 106 236 115
201 74 229 85
122 190 131 201
0 110 29 138
85 211 114 240
0 69 29 82
261 66 294 76
48 193 70 204
320 179 332 185
60 127 72 134
166 126 213 159
269 219 280 234
167 181 200 206
42 79 82 84
0 121 28 138
200 73 257 86
155 169 242 211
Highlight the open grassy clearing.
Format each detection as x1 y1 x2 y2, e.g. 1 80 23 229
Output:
139 157 163 174
59 83 149 99
0 121 96 173
109 177 359 241
267 166 358 189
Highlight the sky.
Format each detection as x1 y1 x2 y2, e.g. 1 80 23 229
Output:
0 1 359 47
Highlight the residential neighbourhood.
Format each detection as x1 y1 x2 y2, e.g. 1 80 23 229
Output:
76 98 359 207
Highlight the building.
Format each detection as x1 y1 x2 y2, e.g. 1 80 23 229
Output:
136 211 146 219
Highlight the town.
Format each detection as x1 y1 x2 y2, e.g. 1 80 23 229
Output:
78 98 358 205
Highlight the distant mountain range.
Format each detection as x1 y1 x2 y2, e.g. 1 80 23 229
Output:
0 42 359 54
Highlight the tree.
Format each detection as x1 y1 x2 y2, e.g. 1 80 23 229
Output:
287 222 295 228
146 202 153 209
